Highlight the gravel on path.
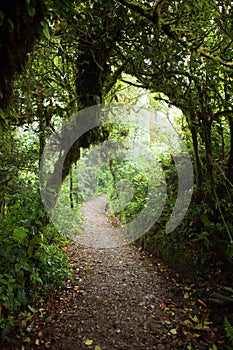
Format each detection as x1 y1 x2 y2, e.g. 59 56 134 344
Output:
10 195 220 350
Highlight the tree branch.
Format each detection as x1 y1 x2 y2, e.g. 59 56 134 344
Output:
117 0 233 68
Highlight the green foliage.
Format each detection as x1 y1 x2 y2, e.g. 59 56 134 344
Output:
224 317 233 347
52 186 83 237
108 163 148 223
0 190 71 338
0 128 71 339
1 0 233 341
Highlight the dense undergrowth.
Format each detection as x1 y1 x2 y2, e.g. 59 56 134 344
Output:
0 130 72 340
0 191 71 339
107 156 233 281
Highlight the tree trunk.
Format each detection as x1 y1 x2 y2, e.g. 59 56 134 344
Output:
227 115 233 182
189 112 203 189
70 165 74 209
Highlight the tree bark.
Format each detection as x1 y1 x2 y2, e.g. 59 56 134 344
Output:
227 115 233 181
69 166 74 209
189 112 203 189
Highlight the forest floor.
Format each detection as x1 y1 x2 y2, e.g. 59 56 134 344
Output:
4 195 232 349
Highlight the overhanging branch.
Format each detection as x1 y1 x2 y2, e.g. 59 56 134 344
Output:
117 0 233 69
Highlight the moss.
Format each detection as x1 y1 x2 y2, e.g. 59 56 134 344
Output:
0 0 47 114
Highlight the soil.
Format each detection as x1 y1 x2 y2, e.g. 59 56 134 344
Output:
3 195 231 349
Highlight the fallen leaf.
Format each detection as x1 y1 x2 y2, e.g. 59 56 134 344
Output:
21 319 27 327
170 328 177 335
23 337 31 344
85 339 94 346
159 303 166 309
184 286 191 291
28 305 37 313
189 315 199 323
85 266 92 271
192 333 201 338
170 305 178 311
183 319 191 326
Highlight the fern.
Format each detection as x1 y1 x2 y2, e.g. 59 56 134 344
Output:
224 317 233 345
12 227 28 245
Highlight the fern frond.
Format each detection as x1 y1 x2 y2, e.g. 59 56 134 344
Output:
224 317 233 345
12 227 28 245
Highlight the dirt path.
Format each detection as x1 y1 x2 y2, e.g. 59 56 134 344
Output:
77 194 126 249
48 195 173 349
12 195 225 350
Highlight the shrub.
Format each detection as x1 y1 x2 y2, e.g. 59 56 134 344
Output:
0 190 72 339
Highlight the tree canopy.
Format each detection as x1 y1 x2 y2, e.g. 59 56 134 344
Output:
1 0 233 342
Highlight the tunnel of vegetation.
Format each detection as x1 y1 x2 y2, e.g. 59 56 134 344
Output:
1 0 233 340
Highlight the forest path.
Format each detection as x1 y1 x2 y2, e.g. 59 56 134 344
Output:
15 195 223 350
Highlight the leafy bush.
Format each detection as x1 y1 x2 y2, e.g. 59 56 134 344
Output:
0 190 72 339
107 151 233 277
108 162 149 221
